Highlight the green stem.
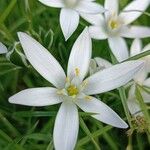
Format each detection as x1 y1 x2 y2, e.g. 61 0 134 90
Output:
124 50 150 62
118 88 132 127
77 125 112 148
135 85 150 132
0 113 20 137
96 122 118 150
0 0 17 24
79 117 101 150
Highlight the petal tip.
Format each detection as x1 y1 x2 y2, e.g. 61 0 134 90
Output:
121 122 129 129
8 97 14 104
17 32 28 40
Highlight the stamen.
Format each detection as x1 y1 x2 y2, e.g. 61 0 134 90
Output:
65 77 70 83
75 68 80 76
85 96 92 101
67 85 79 96
81 80 88 89
57 89 65 95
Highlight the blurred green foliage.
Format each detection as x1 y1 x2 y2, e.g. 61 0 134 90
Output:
0 0 150 149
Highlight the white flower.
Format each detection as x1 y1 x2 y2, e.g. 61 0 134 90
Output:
38 0 105 40
130 39 150 77
127 78 150 117
89 57 112 75
9 28 144 150
127 39 150 116
81 0 150 62
0 42 7 54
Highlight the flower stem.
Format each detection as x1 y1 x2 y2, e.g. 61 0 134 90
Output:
79 117 101 150
135 85 150 132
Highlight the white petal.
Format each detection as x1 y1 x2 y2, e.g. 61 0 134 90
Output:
54 101 79 150
130 39 142 57
89 26 108 40
18 32 66 89
133 67 147 84
119 0 150 25
80 13 105 26
38 0 64 8
127 97 142 116
105 0 119 19
60 8 79 40
0 42 7 54
89 59 97 75
143 78 150 87
67 28 92 81
84 60 144 95
9 88 63 106
76 1 105 14
108 37 129 62
141 90 150 103
94 57 112 68
128 84 136 98
76 97 128 128
143 43 150 52
120 26 150 38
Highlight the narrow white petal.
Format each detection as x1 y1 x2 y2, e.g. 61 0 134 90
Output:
141 90 150 103
76 97 128 128
105 0 119 19
76 1 105 14
18 32 66 89
38 0 64 8
89 26 108 40
119 0 150 25
120 26 150 38
84 61 144 95
60 8 79 40
108 37 129 62
127 97 142 116
130 39 142 57
9 88 62 106
128 84 136 98
54 101 79 150
143 78 150 87
0 42 7 54
80 13 105 26
94 57 112 68
133 67 147 84
143 43 150 52
67 28 92 81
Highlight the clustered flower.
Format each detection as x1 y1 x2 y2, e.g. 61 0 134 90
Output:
0 0 149 150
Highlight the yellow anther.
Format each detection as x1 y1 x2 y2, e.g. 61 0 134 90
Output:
85 96 92 101
57 90 63 95
75 68 80 76
81 80 88 88
67 85 79 96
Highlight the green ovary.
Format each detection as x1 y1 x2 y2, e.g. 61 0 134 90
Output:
67 85 79 96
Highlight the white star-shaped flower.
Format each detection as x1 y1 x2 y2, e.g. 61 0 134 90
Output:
38 0 105 40
9 28 144 150
81 0 150 62
0 42 7 54
127 39 150 116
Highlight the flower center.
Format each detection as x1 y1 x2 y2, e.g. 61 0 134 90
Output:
67 85 79 96
109 20 119 30
64 0 79 8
